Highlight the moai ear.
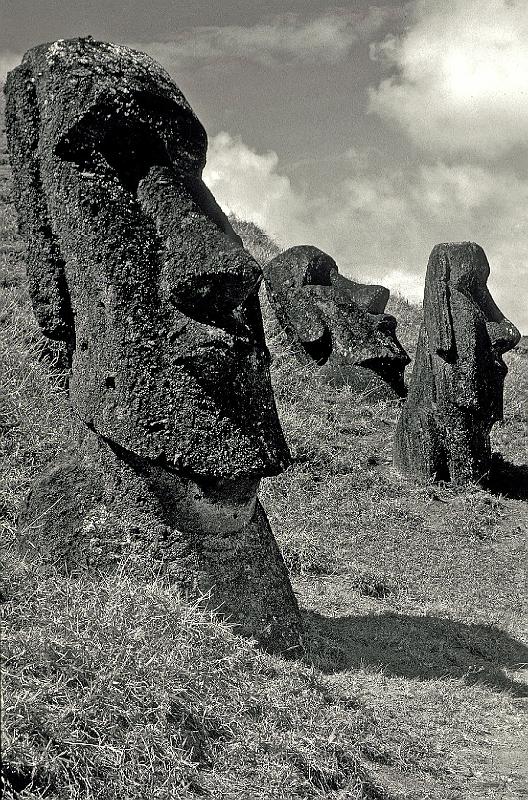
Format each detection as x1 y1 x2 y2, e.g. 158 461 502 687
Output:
288 288 327 343
5 62 74 344
423 244 455 359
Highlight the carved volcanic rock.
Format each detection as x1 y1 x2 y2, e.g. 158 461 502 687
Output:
6 38 289 478
7 38 300 653
394 242 521 484
263 245 410 396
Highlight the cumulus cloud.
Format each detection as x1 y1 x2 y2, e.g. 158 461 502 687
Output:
135 7 397 69
203 133 528 331
203 133 313 240
369 0 528 157
382 269 424 304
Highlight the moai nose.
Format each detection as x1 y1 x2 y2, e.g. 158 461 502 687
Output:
487 318 521 356
377 314 397 335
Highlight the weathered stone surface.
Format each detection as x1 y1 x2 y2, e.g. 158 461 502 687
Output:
263 245 410 396
7 38 301 652
6 38 289 477
394 242 521 484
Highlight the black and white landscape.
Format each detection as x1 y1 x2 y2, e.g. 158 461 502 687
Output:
1 3 527 799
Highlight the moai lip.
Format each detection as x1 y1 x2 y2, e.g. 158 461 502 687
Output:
6 37 302 654
263 245 410 396
393 242 521 485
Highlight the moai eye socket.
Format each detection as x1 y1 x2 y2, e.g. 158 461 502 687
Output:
302 251 337 287
301 327 333 365
97 120 171 192
54 92 206 193
56 110 171 193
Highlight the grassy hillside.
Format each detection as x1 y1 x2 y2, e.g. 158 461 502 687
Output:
1 110 527 799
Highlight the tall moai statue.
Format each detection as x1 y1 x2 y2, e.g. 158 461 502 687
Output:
5 38 301 652
394 242 520 484
263 245 410 396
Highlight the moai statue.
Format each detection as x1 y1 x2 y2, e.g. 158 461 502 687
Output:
394 242 520 484
263 245 410 396
6 38 301 653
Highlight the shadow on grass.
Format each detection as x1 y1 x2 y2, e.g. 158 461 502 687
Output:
303 610 528 696
486 457 528 501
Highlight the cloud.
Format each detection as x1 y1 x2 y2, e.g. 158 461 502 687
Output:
203 133 528 331
203 133 312 240
382 269 424 304
134 7 397 69
0 52 21 83
369 0 528 157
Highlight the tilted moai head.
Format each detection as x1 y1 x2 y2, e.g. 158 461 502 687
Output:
6 36 289 478
6 38 300 651
394 242 520 483
263 245 410 396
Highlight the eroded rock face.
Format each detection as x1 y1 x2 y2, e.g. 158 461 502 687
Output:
394 242 520 484
6 38 300 653
263 245 410 396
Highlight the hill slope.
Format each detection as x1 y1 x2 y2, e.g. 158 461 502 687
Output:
1 107 527 799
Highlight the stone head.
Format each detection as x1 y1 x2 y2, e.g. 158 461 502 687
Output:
263 245 410 395
5 36 257 281
5 38 289 479
424 242 520 417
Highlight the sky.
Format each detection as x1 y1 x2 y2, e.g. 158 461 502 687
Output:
1 0 527 331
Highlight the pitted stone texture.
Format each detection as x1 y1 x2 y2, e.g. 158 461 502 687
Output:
6 38 300 652
263 245 409 396
394 242 520 484
5 37 289 479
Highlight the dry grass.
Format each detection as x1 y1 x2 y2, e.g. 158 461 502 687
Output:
1 128 527 799
3 554 393 800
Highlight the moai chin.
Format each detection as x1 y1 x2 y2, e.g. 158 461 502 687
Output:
263 245 410 396
394 242 520 484
6 38 301 653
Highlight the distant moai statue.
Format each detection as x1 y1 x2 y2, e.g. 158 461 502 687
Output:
6 38 301 652
394 242 520 484
263 245 410 396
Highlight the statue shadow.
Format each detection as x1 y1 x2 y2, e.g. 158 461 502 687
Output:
302 610 528 697
485 457 528 501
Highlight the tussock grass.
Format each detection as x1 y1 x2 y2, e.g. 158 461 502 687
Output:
385 295 422 360
491 344 528 467
229 214 281 266
0 284 70 543
0 204 17 239
2 554 389 800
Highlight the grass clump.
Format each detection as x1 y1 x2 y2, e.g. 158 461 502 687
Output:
0 284 70 539
2 553 389 800
230 214 281 266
